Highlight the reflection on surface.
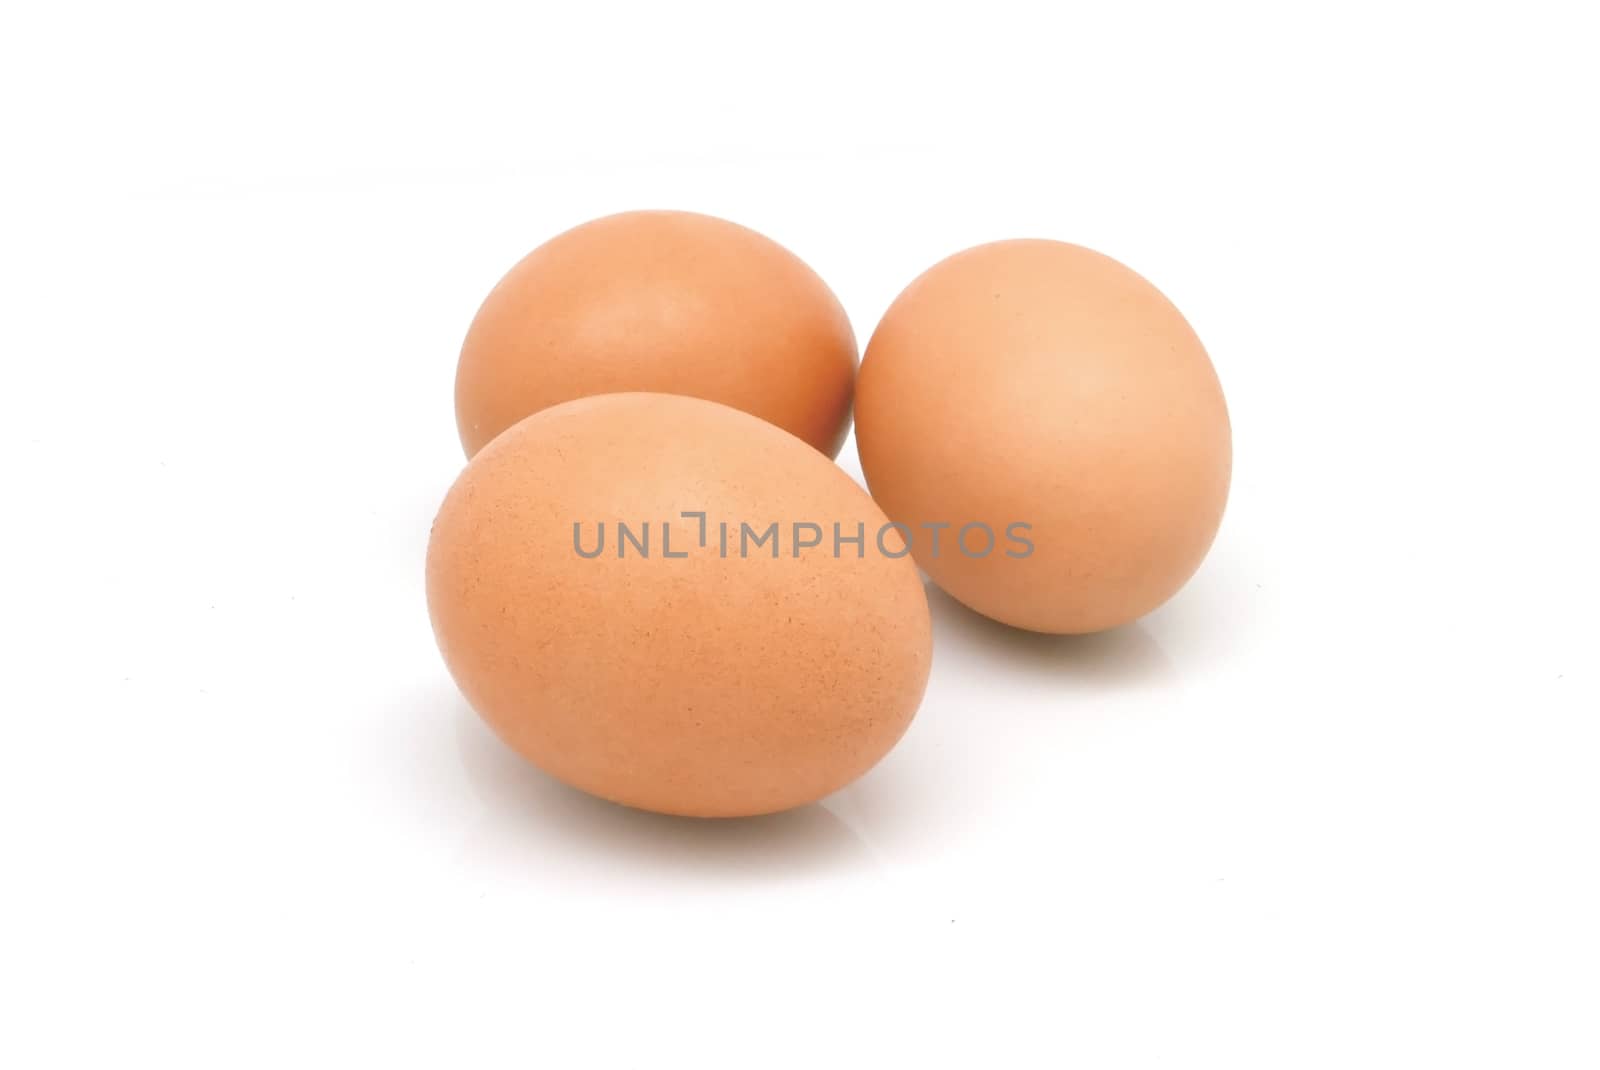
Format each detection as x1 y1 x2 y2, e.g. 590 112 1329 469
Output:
451 699 875 883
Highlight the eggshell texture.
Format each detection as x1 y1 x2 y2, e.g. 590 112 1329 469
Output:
427 392 931 818
856 240 1231 635
455 210 857 458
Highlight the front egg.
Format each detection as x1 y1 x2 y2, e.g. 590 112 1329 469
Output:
426 392 932 818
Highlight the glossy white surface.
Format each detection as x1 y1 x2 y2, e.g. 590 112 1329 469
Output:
4 3 1598 1065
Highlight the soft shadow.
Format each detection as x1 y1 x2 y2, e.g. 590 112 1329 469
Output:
451 697 876 882
924 581 1179 686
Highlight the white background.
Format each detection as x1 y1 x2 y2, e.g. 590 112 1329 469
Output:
4 2 1597 1066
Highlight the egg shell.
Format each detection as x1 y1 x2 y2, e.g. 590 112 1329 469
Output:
455 210 857 459
427 392 932 818
856 240 1231 634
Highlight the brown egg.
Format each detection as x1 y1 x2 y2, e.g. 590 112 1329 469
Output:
427 393 931 817
455 210 857 458
856 240 1231 635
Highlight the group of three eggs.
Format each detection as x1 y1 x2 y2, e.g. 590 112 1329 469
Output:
428 210 1231 818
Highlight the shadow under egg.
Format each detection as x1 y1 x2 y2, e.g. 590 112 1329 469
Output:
923 580 1179 687
450 698 878 882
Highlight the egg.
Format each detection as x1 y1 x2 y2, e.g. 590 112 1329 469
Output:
427 392 932 817
455 210 857 459
855 240 1231 634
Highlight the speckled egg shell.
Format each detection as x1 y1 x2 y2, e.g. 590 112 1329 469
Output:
427 392 931 817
